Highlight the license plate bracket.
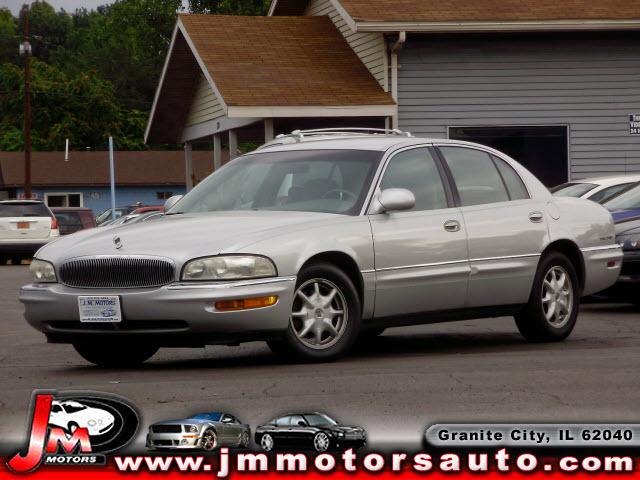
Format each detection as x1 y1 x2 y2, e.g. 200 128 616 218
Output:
78 296 122 323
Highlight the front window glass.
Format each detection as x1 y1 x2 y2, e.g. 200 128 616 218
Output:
275 416 291 427
440 147 509 207
379 148 448 212
63 404 87 414
603 183 640 211
168 150 382 216
551 182 598 197
303 414 337 427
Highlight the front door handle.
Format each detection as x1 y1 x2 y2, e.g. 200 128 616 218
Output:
443 220 461 232
529 211 544 223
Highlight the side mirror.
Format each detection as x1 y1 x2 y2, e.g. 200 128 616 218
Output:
164 194 183 211
375 188 415 213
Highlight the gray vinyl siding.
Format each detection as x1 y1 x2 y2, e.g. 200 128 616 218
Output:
398 34 640 179
305 0 388 90
185 74 225 127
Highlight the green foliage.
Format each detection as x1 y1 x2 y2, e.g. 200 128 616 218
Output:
0 0 270 151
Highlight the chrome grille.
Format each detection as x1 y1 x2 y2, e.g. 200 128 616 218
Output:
60 257 175 288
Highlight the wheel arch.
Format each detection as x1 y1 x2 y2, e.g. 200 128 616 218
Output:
298 251 365 307
541 239 585 293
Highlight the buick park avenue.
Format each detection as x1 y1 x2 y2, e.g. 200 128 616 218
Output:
20 129 622 366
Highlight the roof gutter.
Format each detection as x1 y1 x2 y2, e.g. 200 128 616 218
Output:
389 31 406 129
357 19 640 33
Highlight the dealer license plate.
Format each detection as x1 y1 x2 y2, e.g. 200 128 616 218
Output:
78 296 122 323
17 222 29 229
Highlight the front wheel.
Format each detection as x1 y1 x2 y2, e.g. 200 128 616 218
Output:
515 252 579 342
313 432 331 452
73 343 158 367
201 429 217 451
260 433 274 452
275 263 362 362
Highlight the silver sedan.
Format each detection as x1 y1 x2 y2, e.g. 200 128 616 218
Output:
20 129 622 366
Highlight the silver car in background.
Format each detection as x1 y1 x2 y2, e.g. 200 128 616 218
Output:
20 129 622 366
147 412 250 451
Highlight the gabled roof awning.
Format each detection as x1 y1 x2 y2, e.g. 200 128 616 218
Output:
145 14 396 145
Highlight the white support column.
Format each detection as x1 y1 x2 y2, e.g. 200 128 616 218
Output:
213 133 222 171
184 142 193 192
264 118 275 143
228 129 238 160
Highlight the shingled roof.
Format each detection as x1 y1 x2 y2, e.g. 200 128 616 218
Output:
0 151 221 188
145 15 395 144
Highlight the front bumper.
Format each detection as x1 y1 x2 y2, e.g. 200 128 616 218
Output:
20 276 296 346
146 432 202 450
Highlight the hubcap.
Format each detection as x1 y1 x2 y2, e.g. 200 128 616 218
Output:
290 279 348 350
541 266 573 328
202 431 216 451
241 432 249 447
261 434 274 451
314 433 329 452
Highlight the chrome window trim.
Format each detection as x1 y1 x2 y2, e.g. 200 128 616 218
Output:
374 253 541 273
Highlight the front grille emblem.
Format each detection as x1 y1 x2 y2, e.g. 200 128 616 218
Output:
113 235 123 249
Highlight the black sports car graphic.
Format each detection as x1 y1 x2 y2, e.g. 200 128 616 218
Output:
255 413 366 452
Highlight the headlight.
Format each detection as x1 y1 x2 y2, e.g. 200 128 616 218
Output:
337 432 345 438
88 419 97 427
182 255 277 281
185 425 198 433
619 236 640 250
29 259 57 283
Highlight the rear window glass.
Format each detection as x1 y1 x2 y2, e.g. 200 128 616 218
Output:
551 183 597 197
0 203 51 218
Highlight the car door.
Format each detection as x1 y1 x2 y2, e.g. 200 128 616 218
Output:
436 145 548 308
220 414 235 444
288 415 313 448
368 146 470 317
274 416 292 446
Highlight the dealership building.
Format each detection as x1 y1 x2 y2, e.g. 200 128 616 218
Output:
146 0 640 188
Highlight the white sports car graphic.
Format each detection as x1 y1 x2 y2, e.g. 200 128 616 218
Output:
48 400 116 436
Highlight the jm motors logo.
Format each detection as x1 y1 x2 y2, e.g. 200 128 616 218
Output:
7 391 139 473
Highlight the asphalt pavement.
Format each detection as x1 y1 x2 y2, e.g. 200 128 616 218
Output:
1 265 639 452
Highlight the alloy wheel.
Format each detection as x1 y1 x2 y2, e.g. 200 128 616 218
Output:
314 432 330 452
290 278 348 350
541 266 574 328
240 431 250 448
261 434 274 452
201 430 217 451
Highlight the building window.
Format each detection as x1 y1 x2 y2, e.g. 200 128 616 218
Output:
45 193 83 207
448 126 568 188
156 192 174 200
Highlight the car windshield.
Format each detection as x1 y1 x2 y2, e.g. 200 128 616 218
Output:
0 202 51 217
303 414 337 427
192 413 222 421
168 150 382 216
63 404 87 414
603 183 640 211
550 182 598 197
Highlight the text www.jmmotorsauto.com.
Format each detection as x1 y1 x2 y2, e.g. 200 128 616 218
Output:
113 449 636 475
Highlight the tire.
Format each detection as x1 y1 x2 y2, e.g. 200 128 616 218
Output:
0 255 7 265
515 252 579 342
73 343 158 367
313 432 331 452
10 255 22 266
277 263 362 362
67 422 79 433
201 429 217 451
260 433 274 452
239 431 250 448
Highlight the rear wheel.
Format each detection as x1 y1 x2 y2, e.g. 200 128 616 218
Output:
515 252 579 342
239 431 250 448
73 343 158 367
10 255 22 266
0 255 7 265
273 263 361 362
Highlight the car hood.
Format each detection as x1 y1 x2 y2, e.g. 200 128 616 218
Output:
325 425 365 434
37 210 344 264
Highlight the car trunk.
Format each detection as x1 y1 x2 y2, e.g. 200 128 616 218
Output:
0 203 52 240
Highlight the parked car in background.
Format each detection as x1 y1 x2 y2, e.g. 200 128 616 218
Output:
99 210 163 228
255 413 366 452
95 204 163 226
147 412 250 451
0 200 59 265
596 183 640 305
551 175 640 204
21 129 622 367
51 207 96 235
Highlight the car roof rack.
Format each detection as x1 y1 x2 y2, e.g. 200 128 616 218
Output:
274 127 413 142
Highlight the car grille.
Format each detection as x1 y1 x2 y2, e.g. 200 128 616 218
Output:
152 425 182 434
153 439 177 446
60 257 175 288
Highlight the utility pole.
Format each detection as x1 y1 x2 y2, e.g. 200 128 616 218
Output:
19 4 32 199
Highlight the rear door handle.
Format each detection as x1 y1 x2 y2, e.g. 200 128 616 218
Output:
529 211 544 223
443 220 461 232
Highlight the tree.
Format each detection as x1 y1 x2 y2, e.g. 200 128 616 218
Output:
188 0 270 15
18 1 72 61
0 7 18 65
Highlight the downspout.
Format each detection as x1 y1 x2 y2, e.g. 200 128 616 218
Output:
390 31 406 129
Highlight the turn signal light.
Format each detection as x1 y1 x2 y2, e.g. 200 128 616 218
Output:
51 217 58 230
214 296 278 311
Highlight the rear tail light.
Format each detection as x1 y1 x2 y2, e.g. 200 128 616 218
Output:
51 217 58 230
